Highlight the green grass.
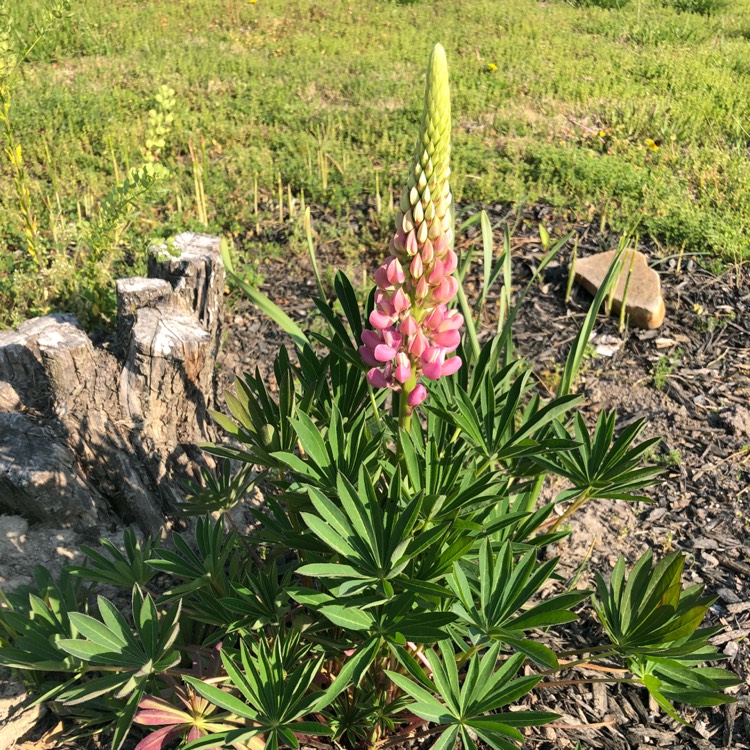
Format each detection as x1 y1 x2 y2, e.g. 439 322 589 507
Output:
3 0 750 324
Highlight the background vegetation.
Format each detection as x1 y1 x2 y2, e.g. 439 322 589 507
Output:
3 0 750 325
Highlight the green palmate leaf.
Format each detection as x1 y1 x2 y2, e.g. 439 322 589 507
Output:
503 636 559 670
313 637 379 708
592 550 735 718
289 411 330 470
479 209 494 316
301 513 359 560
69 611 128 651
59 673 133 705
56 638 127 665
112 688 143 750
296 562 369 579
386 641 552 750
66 529 156 588
333 271 363 343
430 726 460 750
386 672 453 724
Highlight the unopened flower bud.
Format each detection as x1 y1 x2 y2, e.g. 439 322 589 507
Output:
405 230 418 256
386 258 405 285
407 384 428 407
410 254 423 278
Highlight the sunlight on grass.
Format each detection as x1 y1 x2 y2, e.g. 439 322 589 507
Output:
3 0 750 323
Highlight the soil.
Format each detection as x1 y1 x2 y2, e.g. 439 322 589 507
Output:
2 202 749 749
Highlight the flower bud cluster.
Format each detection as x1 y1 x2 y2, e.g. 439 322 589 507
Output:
359 45 462 408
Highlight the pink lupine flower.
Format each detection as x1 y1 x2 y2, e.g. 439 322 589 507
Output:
359 44 462 411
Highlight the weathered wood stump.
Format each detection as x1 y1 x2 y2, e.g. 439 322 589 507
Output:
0 232 225 535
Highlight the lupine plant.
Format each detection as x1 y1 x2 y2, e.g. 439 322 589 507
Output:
0 44 738 750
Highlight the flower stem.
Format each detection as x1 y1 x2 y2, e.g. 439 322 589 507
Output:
540 652 619 675
398 375 417 434
398 389 412 434
368 385 382 427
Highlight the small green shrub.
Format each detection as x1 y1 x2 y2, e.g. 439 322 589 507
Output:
652 348 682 390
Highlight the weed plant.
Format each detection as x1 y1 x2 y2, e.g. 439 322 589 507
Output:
0 0 169 326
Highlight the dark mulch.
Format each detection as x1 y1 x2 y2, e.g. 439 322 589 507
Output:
217 200 750 749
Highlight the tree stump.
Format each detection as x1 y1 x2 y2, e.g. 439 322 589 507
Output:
0 232 226 535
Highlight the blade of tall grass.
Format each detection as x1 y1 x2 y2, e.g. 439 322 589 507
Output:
230 271 310 350
557 238 629 397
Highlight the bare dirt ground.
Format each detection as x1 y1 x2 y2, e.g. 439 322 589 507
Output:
2 202 749 749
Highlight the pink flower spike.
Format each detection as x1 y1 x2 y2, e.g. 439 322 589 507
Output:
400 314 419 336
407 384 428 407
394 353 411 383
391 288 410 313
374 344 397 363
440 356 462 377
369 309 394 330
367 368 389 388
410 253 424 278
386 258 405 285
